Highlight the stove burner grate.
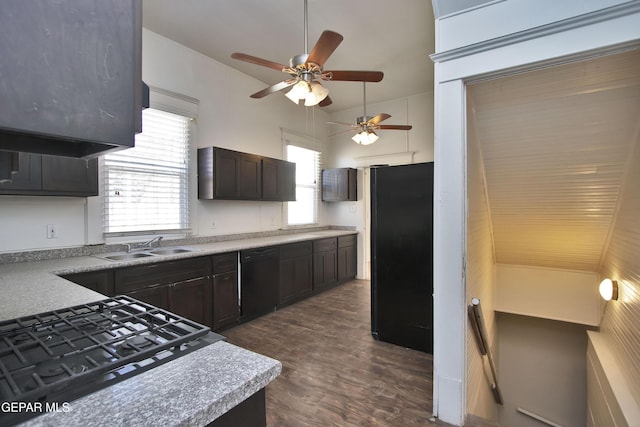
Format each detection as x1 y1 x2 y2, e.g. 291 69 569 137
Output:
0 295 221 426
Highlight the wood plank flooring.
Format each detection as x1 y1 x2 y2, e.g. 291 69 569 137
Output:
223 280 436 426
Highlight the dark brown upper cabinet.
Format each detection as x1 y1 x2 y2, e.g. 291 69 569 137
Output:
198 147 295 202
0 152 98 196
322 168 357 202
262 157 296 201
0 0 144 158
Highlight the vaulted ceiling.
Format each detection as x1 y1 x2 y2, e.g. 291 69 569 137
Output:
142 0 435 113
467 49 640 272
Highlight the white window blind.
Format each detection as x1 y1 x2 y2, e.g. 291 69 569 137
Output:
103 108 191 234
287 144 321 226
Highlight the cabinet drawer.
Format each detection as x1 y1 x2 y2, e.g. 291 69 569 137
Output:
212 252 237 274
280 241 312 259
313 238 337 253
338 234 357 248
115 256 211 293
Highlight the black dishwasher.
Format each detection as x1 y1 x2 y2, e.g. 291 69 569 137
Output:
240 247 279 321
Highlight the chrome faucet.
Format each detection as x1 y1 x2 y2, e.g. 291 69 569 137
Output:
127 236 163 252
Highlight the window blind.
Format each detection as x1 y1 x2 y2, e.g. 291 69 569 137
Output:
103 108 191 234
286 144 321 226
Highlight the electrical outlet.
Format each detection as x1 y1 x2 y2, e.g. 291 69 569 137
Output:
211 221 216 229
46 224 57 239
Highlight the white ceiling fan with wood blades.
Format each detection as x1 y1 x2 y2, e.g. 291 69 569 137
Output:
231 0 383 107
328 82 413 144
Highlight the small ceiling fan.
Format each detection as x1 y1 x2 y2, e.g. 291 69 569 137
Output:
328 82 413 145
231 0 383 107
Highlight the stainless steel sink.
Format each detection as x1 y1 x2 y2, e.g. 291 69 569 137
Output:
148 248 194 255
94 246 197 261
102 253 155 261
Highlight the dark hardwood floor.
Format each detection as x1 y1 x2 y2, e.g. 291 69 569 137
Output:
224 279 436 426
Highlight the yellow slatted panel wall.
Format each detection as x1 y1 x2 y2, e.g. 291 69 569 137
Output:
599 135 640 409
465 110 498 421
467 49 640 272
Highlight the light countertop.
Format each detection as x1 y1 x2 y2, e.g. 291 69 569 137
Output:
1 229 356 426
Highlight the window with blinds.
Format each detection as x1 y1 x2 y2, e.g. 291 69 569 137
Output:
287 144 321 226
103 108 191 234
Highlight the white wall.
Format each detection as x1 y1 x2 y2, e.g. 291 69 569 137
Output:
0 196 90 252
497 313 589 427
0 29 332 253
431 1 640 424
495 265 601 326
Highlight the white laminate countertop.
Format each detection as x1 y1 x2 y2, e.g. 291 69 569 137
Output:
0 229 355 426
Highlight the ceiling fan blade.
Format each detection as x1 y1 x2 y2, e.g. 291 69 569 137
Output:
378 124 413 130
318 95 333 107
231 52 288 72
307 30 343 67
324 70 384 82
369 113 391 125
250 80 296 98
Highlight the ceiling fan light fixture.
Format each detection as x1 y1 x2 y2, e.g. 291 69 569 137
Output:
285 81 310 104
304 82 329 106
285 80 329 106
352 130 378 145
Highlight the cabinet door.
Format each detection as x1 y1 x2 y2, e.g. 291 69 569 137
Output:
313 250 338 291
169 276 212 327
61 270 114 296
337 235 357 282
41 156 98 196
262 157 296 201
238 152 262 199
338 245 357 282
126 286 169 310
0 153 41 192
212 271 239 330
279 256 313 307
322 168 357 201
213 148 262 200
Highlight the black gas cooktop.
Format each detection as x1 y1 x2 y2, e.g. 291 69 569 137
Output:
0 295 224 425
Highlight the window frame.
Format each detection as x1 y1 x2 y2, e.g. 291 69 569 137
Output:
102 87 199 238
282 129 323 228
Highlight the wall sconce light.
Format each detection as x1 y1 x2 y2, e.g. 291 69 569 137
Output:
599 279 619 301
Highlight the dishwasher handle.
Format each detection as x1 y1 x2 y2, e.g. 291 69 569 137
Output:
241 247 279 262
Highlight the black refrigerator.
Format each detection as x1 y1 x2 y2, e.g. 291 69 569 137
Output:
370 162 434 353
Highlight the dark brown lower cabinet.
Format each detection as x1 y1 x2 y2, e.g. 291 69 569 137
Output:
337 235 357 282
60 270 115 296
313 238 338 292
212 271 239 330
126 285 170 311
208 388 266 427
169 276 212 327
212 252 239 330
61 236 355 331
279 241 313 308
